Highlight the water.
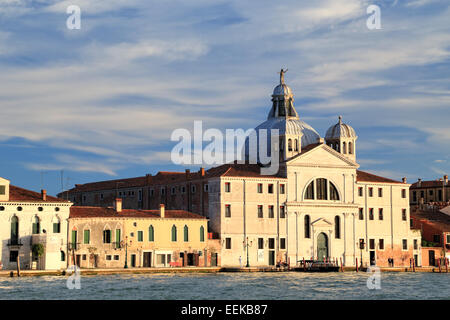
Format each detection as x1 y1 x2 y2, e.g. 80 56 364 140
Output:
0 272 448 300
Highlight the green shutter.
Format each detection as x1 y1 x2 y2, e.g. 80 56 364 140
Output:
184 225 189 242
71 230 77 249
138 231 143 242
149 225 154 242
84 230 90 244
116 229 121 248
200 226 205 242
11 216 18 241
53 223 60 233
171 225 177 242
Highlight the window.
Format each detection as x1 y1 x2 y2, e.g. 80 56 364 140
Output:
369 239 375 250
335 216 341 239
268 238 275 249
268 184 274 194
9 250 18 262
410 218 414 228
114 255 119 260
330 183 339 200
181 186 186 193
433 234 440 243
268 205 274 218
343 142 347 154
438 190 443 201
171 225 177 242
257 183 263 193
171 187 176 195
348 142 353 154
258 238 264 249
402 239 407 250
204 184 209 192
288 139 293 151
447 235 450 244
103 230 111 243
184 225 189 242
200 226 205 242
225 182 231 193
429 190 433 196
106 255 112 261
225 238 231 249
280 206 285 218
358 187 363 197
137 231 143 242
0 185 5 195
420 190 424 199
191 185 196 193
369 208 374 220
161 188 165 195
32 216 40 234
294 139 299 152
368 187 373 197
257 205 263 218
414 239 418 250
0 206 5 211
378 188 383 197
316 178 327 200
402 209 407 221
280 184 285 194
401 189 406 198
150 189 154 196
379 239 384 250
412 191 417 202
82 254 87 261
225 205 231 218
280 238 286 250
378 208 383 220
305 181 314 199
83 230 90 244
359 208 364 220
53 220 61 233
304 215 311 238
61 251 65 261
149 225 154 242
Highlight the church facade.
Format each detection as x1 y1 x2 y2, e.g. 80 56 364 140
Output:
62 72 422 268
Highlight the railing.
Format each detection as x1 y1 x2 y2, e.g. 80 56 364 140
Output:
68 242 80 250
7 239 23 246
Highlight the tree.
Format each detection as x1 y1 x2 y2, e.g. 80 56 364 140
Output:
32 243 45 270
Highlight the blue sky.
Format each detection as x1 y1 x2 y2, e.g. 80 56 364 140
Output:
0 0 449 196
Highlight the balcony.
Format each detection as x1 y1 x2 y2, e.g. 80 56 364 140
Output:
7 239 23 247
68 242 80 251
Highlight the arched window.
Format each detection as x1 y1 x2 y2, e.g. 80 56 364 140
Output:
171 225 177 242
32 216 40 234
294 139 299 151
349 142 353 154
103 229 111 243
343 142 347 154
335 216 341 239
11 216 19 244
305 181 314 199
184 225 189 242
288 139 292 151
330 182 340 200
53 217 61 233
149 225 154 242
200 226 205 242
316 178 328 200
304 215 311 238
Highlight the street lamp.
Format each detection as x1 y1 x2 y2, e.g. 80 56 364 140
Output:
122 236 132 269
243 237 253 268
359 239 365 267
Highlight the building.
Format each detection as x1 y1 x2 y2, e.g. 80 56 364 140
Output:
0 177 71 270
410 175 449 205
61 72 422 268
410 203 450 266
68 199 220 268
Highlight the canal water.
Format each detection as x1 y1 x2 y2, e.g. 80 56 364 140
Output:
0 272 448 300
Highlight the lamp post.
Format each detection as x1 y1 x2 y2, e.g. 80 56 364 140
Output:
122 236 131 269
359 239 365 268
243 237 252 268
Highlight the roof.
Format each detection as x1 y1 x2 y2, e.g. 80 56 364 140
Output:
356 170 404 184
65 176 148 193
70 206 206 220
3 185 70 203
411 208 450 231
410 180 449 189
205 163 284 179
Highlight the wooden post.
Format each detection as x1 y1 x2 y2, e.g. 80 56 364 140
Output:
303 257 306 271
16 255 20 277
412 257 415 272
340 257 343 272
438 258 441 273
445 258 448 273
356 257 358 272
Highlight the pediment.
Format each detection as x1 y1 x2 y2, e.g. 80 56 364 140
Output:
286 144 359 168
311 217 332 227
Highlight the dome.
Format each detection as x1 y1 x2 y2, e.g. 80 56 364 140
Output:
325 116 356 139
273 83 292 96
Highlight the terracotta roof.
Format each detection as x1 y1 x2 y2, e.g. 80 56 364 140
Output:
206 162 284 179
3 185 70 203
356 170 404 184
65 176 148 193
70 206 206 220
411 209 450 230
410 180 449 189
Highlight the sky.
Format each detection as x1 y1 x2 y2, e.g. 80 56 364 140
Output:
0 0 449 196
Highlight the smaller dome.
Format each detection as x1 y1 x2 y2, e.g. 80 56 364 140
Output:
325 116 356 139
273 84 292 96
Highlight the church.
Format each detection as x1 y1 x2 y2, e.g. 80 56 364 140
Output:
63 71 422 268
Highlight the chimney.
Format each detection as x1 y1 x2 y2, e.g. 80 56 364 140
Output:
160 204 165 218
444 175 448 185
185 169 191 180
114 198 122 212
402 177 407 184
418 178 422 187
41 189 47 201
200 167 205 177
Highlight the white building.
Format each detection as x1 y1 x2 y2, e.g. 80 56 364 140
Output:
0 177 72 270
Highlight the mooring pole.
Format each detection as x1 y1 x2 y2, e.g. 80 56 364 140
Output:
356 257 358 272
438 258 441 273
340 257 343 272
16 255 20 277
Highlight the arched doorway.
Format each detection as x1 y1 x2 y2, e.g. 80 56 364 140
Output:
317 233 328 261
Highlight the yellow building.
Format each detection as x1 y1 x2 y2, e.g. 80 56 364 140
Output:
68 200 219 268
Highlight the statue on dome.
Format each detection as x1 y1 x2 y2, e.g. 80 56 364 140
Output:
278 68 288 85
